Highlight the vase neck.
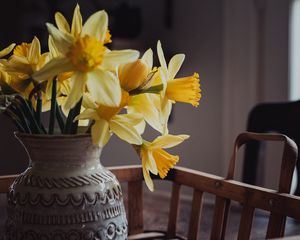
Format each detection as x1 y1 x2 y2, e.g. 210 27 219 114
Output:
15 133 102 166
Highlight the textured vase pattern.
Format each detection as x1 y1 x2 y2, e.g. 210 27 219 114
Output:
5 134 127 240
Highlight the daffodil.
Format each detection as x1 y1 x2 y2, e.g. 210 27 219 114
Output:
0 37 48 98
55 4 112 45
75 92 143 147
0 43 15 58
33 6 139 111
118 49 164 133
156 41 201 134
0 43 16 94
135 134 189 191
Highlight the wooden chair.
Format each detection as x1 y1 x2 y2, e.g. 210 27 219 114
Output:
1 132 300 239
242 100 300 195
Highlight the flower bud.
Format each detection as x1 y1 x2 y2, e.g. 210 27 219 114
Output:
118 59 149 92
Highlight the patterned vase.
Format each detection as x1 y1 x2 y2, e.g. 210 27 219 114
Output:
5 133 128 240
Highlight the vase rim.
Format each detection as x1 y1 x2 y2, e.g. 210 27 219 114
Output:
14 132 91 140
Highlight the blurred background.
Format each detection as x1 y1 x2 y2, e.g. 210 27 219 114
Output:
0 0 296 190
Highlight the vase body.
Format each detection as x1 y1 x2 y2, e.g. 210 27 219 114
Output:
5 133 128 240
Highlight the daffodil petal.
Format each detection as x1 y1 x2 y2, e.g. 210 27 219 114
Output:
141 147 158 175
28 37 41 64
128 94 163 133
64 72 87 109
113 113 144 126
74 108 98 121
55 12 71 33
147 151 158 175
48 36 59 58
102 50 140 70
1 56 31 73
142 158 154 192
110 115 143 145
141 48 153 70
86 69 121 107
32 57 74 82
0 43 15 58
82 10 107 41
161 97 172 135
71 4 82 37
91 119 111 147
150 134 190 149
134 119 146 135
157 40 167 72
46 23 73 55
168 54 185 80
82 93 98 109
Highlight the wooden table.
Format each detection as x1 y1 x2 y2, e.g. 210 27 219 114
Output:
2 191 300 240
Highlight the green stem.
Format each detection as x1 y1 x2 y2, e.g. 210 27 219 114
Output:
63 98 83 134
70 98 82 134
4 109 26 133
55 102 65 133
34 84 43 129
48 80 57 134
14 96 42 134
10 105 32 134
64 108 75 134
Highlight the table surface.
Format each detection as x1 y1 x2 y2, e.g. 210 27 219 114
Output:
1 191 300 239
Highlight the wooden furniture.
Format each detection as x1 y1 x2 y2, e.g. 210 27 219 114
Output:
1 132 300 239
242 100 300 195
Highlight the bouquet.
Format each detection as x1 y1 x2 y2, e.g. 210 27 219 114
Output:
0 5 201 191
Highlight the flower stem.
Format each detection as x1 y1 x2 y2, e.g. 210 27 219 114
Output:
10 104 32 134
64 98 82 134
35 85 42 129
4 109 26 133
55 102 65 133
48 80 57 134
70 98 82 134
14 96 43 134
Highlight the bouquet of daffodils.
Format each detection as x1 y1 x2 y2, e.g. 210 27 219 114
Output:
0 5 201 191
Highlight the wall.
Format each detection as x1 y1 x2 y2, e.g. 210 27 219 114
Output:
0 0 291 189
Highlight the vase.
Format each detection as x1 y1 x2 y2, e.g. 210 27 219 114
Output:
5 133 128 240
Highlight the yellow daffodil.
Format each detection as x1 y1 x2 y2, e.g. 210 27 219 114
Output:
0 43 16 94
0 43 15 58
135 134 189 191
0 37 48 98
156 41 201 134
75 92 143 147
118 49 164 133
33 6 139 111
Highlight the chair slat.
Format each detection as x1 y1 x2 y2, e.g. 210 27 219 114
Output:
128 180 143 235
210 196 230 240
237 205 255 240
266 213 286 238
166 182 181 238
188 189 203 240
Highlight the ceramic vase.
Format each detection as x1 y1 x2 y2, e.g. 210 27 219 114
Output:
5 133 127 240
